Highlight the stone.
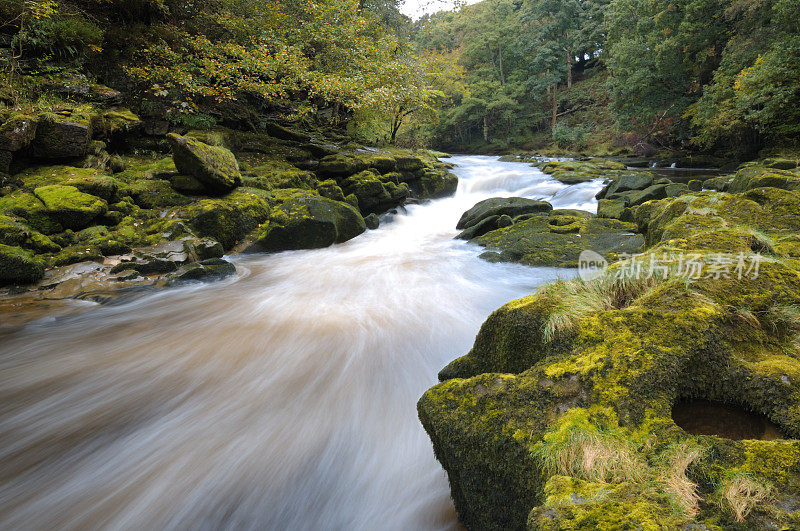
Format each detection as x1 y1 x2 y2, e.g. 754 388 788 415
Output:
167 133 241 194
0 244 44 284
246 195 366 252
364 213 380 230
0 114 37 151
33 185 107 230
31 119 91 159
596 199 633 222
340 171 408 215
165 258 236 284
457 197 553 230
318 154 368 178
688 179 703 191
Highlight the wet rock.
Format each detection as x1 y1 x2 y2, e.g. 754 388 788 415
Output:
164 258 236 284
688 179 703 191
703 176 732 192
665 183 690 197
31 119 91 159
0 244 44 284
341 171 408 215
245 195 366 252
364 213 380 230
457 197 553 230
167 133 241 194
182 188 272 249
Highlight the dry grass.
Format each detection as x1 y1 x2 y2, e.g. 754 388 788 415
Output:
658 443 704 518
719 474 775 522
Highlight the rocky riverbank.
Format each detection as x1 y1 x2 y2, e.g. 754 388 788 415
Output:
0 86 457 326
421 156 800 529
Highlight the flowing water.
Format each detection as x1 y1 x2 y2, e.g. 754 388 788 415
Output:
0 156 602 530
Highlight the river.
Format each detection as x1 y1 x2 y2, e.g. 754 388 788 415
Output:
0 156 602 530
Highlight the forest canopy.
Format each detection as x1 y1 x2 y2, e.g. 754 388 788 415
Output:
1 0 798 156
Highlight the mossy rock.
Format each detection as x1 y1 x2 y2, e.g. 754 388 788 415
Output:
318 154 368 178
703 175 733 192
728 166 800 194
0 243 44 284
416 170 458 199
473 213 645 267
457 197 553 230
0 191 60 233
246 194 365 252
422 181 800 530
340 170 408 215
596 199 633 222
180 187 273 249
316 179 346 202
33 184 107 230
123 179 192 209
164 258 236 284
548 171 597 184
0 215 60 253
167 133 242 194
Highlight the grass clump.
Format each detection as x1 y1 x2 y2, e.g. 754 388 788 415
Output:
718 473 775 522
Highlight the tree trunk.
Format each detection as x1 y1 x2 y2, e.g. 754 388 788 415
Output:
551 83 558 132
566 46 573 89
498 45 505 85
483 113 489 142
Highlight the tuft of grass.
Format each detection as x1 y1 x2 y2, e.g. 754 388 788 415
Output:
533 409 646 484
718 474 775 522
539 271 668 342
656 442 704 518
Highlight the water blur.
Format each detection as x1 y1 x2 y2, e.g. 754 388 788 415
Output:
0 156 600 530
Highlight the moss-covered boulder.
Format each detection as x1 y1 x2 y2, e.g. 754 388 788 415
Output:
167 133 241 194
340 170 408 215
180 187 273 249
318 154 368 178
472 211 645 267
0 215 60 253
33 185 107 230
245 194 365 252
0 244 44 284
164 257 237 284
457 197 553 230
728 166 800 194
422 180 800 530
596 198 633 222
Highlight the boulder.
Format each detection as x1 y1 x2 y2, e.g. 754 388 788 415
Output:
0 244 44 284
33 185 107 230
469 210 644 267
0 114 37 152
31 119 91 159
728 166 800 194
688 179 703 191
246 195 366 252
318 154 368 178
340 171 408 215
596 199 633 222
457 197 553 230
0 150 10 174
665 183 690 197
166 133 241 194
183 188 273 249
364 213 380 230
165 258 236 284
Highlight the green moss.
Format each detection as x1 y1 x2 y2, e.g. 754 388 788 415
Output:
246 194 366 252
0 243 44 284
33 184 107 230
179 187 273 249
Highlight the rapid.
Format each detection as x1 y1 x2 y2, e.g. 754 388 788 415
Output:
0 156 602 530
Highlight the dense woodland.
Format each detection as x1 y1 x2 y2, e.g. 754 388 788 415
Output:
1 0 799 158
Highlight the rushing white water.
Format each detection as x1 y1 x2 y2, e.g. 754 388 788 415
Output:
0 156 602 530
